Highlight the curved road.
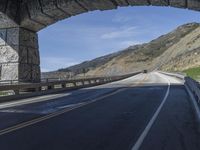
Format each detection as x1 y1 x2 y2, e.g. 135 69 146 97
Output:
0 72 199 150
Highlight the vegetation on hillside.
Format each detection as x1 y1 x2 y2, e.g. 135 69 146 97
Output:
183 66 200 81
43 22 200 79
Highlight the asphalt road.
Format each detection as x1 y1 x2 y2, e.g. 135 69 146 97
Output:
0 72 199 150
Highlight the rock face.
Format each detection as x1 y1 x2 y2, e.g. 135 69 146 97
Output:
160 48 200 71
51 23 200 78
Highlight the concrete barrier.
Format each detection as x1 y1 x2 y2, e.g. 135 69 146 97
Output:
0 72 141 103
185 77 200 104
185 77 200 132
159 71 200 130
185 77 200 131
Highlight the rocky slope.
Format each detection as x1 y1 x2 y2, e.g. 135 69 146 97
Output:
160 48 200 71
43 23 200 79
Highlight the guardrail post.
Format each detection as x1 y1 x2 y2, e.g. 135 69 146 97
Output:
96 79 99 83
94 80 97 84
35 87 41 92
62 83 66 88
81 81 84 86
14 90 19 95
48 85 54 90
72 82 76 87
88 80 91 84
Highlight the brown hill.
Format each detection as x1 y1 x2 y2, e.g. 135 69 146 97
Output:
43 22 200 79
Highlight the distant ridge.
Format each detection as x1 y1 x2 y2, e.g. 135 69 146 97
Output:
43 23 200 79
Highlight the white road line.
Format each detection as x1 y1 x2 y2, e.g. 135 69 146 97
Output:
131 72 171 150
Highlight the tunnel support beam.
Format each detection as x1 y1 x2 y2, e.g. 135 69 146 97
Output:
0 27 41 82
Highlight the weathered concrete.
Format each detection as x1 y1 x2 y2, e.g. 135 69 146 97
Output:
0 27 40 82
0 0 200 82
0 0 19 28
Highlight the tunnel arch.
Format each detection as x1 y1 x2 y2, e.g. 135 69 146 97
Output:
0 0 200 82
20 0 200 32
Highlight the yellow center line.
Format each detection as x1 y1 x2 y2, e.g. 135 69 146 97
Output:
0 74 149 136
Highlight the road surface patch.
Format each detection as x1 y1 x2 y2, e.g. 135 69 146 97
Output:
131 73 170 150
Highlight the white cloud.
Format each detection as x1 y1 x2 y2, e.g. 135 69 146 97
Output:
41 57 79 72
101 27 138 39
112 15 132 23
41 68 53 72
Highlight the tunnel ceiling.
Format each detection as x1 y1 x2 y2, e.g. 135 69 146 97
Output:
0 0 200 31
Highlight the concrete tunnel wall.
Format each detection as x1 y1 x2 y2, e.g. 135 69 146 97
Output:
0 0 200 82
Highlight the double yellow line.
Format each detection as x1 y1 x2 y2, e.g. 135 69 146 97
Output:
0 73 148 136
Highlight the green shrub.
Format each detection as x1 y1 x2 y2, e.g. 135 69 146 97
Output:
183 66 200 81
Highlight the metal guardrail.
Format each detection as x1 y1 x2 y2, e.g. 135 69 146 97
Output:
0 75 131 85
0 72 141 101
158 71 200 126
0 78 81 85
184 77 200 130
159 71 200 104
185 77 200 104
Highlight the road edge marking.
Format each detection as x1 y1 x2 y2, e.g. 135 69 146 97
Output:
131 72 171 150
184 85 200 132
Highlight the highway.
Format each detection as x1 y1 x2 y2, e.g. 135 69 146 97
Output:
0 72 199 150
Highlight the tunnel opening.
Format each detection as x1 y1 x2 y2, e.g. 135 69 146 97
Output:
0 0 200 82
38 6 200 81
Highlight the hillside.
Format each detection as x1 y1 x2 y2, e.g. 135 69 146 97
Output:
43 22 200 79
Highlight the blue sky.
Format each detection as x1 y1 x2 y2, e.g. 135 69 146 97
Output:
38 6 200 72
